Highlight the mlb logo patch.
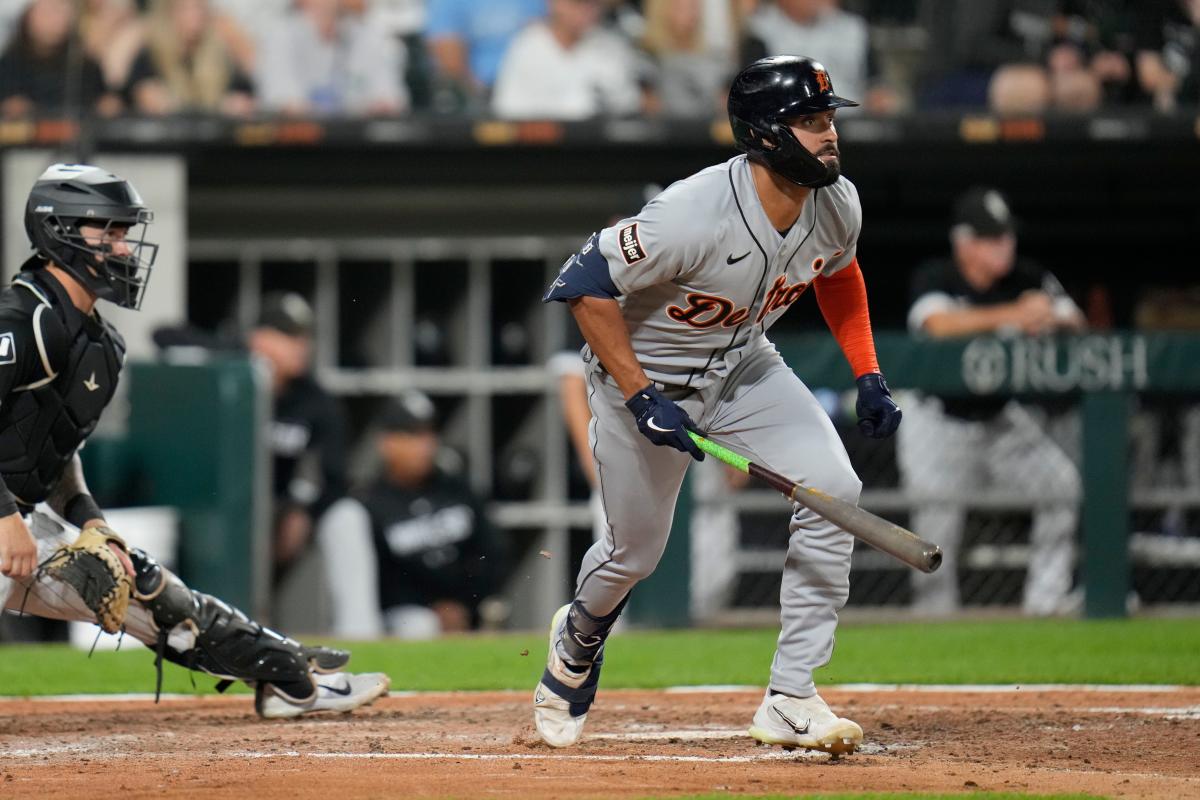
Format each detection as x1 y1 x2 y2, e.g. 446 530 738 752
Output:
619 223 646 265
0 332 14 365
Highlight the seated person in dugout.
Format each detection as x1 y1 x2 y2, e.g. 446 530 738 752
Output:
319 391 511 639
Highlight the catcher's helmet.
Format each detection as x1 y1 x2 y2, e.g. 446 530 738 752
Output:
728 55 858 188
24 164 157 310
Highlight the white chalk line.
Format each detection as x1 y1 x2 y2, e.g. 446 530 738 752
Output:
2 684 1193 703
0 742 893 764
666 683 1195 694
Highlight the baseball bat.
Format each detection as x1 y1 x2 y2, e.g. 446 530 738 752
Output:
687 432 942 574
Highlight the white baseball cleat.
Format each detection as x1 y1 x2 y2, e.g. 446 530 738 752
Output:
533 604 604 747
255 671 391 719
748 691 863 755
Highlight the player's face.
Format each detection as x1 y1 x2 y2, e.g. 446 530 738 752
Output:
957 233 1017 286
379 429 438 485
78 222 132 260
248 328 312 386
787 111 840 165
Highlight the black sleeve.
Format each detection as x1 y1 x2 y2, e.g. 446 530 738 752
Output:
123 48 160 95
908 260 952 307
81 58 109 106
0 53 25 101
228 65 254 96
1010 258 1054 293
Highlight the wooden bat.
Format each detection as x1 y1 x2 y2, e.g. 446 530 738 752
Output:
688 432 942 573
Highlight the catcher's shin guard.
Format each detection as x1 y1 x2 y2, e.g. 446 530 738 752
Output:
129 548 347 701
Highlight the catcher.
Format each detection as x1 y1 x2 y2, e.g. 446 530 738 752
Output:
0 163 389 718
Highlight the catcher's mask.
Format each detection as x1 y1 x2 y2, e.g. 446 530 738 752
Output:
24 163 158 310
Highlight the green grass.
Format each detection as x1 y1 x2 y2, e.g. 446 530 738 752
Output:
648 795 1105 800
0 618 1196 696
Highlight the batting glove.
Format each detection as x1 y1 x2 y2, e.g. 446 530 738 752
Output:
855 373 902 439
625 384 705 461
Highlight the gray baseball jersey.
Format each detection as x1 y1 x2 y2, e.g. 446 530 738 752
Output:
590 154 861 388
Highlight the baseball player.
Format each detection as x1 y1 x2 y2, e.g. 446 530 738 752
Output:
0 163 389 718
898 186 1085 616
536 56 901 753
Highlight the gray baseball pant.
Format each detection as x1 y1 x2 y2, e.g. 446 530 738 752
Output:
576 341 860 697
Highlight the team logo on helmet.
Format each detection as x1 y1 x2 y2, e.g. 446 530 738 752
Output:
814 69 832 93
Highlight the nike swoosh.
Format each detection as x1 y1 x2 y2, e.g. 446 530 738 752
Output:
773 706 810 734
572 632 603 649
726 251 751 265
319 683 353 697
645 417 673 433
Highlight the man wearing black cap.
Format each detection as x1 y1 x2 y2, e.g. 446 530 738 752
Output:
319 390 509 638
248 293 348 596
898 186 1086 616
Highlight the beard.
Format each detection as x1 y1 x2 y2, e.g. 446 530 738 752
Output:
805 157 842 188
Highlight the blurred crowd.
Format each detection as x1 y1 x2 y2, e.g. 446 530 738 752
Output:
0 0 1196 120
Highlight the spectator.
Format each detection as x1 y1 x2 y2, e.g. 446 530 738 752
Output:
492 0 644 119
321 391 510 639
425 0 545 110
914 0 1054 110
641 0 732 117
257 0 408 115
0 0 121 117
126 0 255 116
746 0 892 113
79 0 145 91
988 62 1052 113
247 293 349 590
1050 62 1102 111
360 0 433 109
210 0 284 75
1135 0 1200 111
896 187 1085 617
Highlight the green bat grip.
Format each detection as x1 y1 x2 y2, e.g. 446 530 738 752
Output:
687 431 749 472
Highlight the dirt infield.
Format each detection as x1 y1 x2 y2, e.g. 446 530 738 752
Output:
1 687 1197 799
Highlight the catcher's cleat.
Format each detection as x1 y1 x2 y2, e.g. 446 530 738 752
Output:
534 604 604 747
255 671 390 719
748 691 863 755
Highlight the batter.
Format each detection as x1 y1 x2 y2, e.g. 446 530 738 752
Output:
535 56 903 752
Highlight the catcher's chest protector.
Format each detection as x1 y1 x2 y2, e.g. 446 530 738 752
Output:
0 276 124 505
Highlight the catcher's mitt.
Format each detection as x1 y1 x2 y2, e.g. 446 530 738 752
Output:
41 525 132 633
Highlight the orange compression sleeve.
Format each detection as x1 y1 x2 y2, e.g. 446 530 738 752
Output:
813 258 881 378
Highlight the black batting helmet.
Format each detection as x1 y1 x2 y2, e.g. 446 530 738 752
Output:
728 56 858 188
24 164 158 310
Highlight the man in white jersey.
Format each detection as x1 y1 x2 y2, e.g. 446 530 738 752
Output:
537 55 902 753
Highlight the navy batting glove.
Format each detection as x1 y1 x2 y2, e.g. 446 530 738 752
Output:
855 373 902 439
625 384 705 461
